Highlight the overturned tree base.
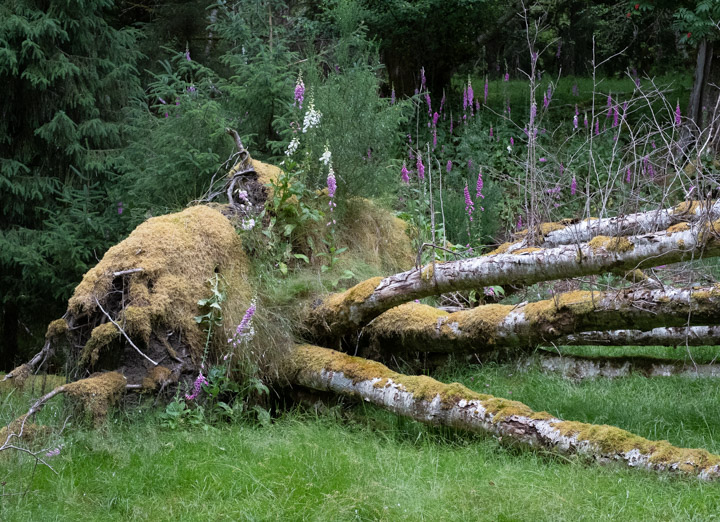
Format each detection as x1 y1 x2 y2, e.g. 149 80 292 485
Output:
290 344 720 480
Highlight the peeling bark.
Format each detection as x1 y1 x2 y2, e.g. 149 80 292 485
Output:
290 344 720 479
307 220 720 341
364 286 720 354
559 326 720 347
525 352 720 380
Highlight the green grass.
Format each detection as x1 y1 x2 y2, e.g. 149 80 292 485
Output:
549 345 720 365
2 359 720 521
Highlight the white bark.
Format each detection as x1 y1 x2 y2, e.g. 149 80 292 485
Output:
291 344 720 479
503 200 720 253
527 352 720 380
308 220 720 339
559 326 720 347
365 286 720 353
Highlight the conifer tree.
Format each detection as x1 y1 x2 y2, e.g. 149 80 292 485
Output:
0 0 142 367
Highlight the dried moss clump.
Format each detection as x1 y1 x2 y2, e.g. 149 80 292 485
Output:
587 235 634 254
667 222 691 234
339 198 415 273
141 365 175 390
0 414 50 444
65 372 127 424
45 318 68 339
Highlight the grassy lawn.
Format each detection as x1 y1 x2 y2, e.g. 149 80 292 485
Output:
1 355 720 521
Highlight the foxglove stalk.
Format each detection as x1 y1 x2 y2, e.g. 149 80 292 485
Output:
416 157 425 180
446 160 452 173
390 87 396 105
530 102 537 128
420 67 426 91
675 101 681 127
571 176 577 195
484 77 488 103
467 79 474 115
613 106 619 128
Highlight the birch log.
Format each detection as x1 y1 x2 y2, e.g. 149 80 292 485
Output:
364 285 720 353
495 199 720 254
559 326 720 347
290 344 720 479
307 220 720 340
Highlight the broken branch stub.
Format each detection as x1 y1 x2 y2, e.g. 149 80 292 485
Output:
290 344 720 480
307 220 720 341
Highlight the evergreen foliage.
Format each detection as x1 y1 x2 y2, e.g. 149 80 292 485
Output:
0 0 142 364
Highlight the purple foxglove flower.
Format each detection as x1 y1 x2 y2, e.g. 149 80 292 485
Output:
464 184 474 221
425 93 432 115
294 75 305 109
613 106 619 128
489 126 493 138
626 168 632 183
185 49 191 61
467 80 474 114
504 73 509 82
543 93 549 109
463 87 468 111
675 101 681 127
433 112 439 127
510 137 514 146
401 163 409 184
327 168 337 198
571 176 577 195
446 160 452 173
559 163 564 175
158 97 166 104
556 41 562 58
584 113 588 128
539 157 546 163
573 114 578 129
416 157 425 180
517 215 523 229
547 84 552 103
185 372 209 401
607 93 612 108
476 169 484 199
117 202 123 215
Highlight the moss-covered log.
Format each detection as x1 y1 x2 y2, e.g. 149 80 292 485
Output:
559 326 720 347
365 286 720 354
492 199 719 255
307 220 720 341
289 344 720 479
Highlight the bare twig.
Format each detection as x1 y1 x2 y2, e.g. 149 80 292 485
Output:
94 297 158 366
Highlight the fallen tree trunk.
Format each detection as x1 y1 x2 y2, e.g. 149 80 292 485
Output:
364 285 720 354
290 344 720 479
525 352 720 380
493 199 720 255
559 326 720 347
307 219 720 341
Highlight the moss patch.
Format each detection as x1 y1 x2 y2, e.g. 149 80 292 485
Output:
65 372 127 425
141 366 174 390
487 242 512 255
0 414 50 444
553 420 720 470
587 236 634 253
81 322 120 366
339 198 415 272
45 318 68 339
667 222 691 234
